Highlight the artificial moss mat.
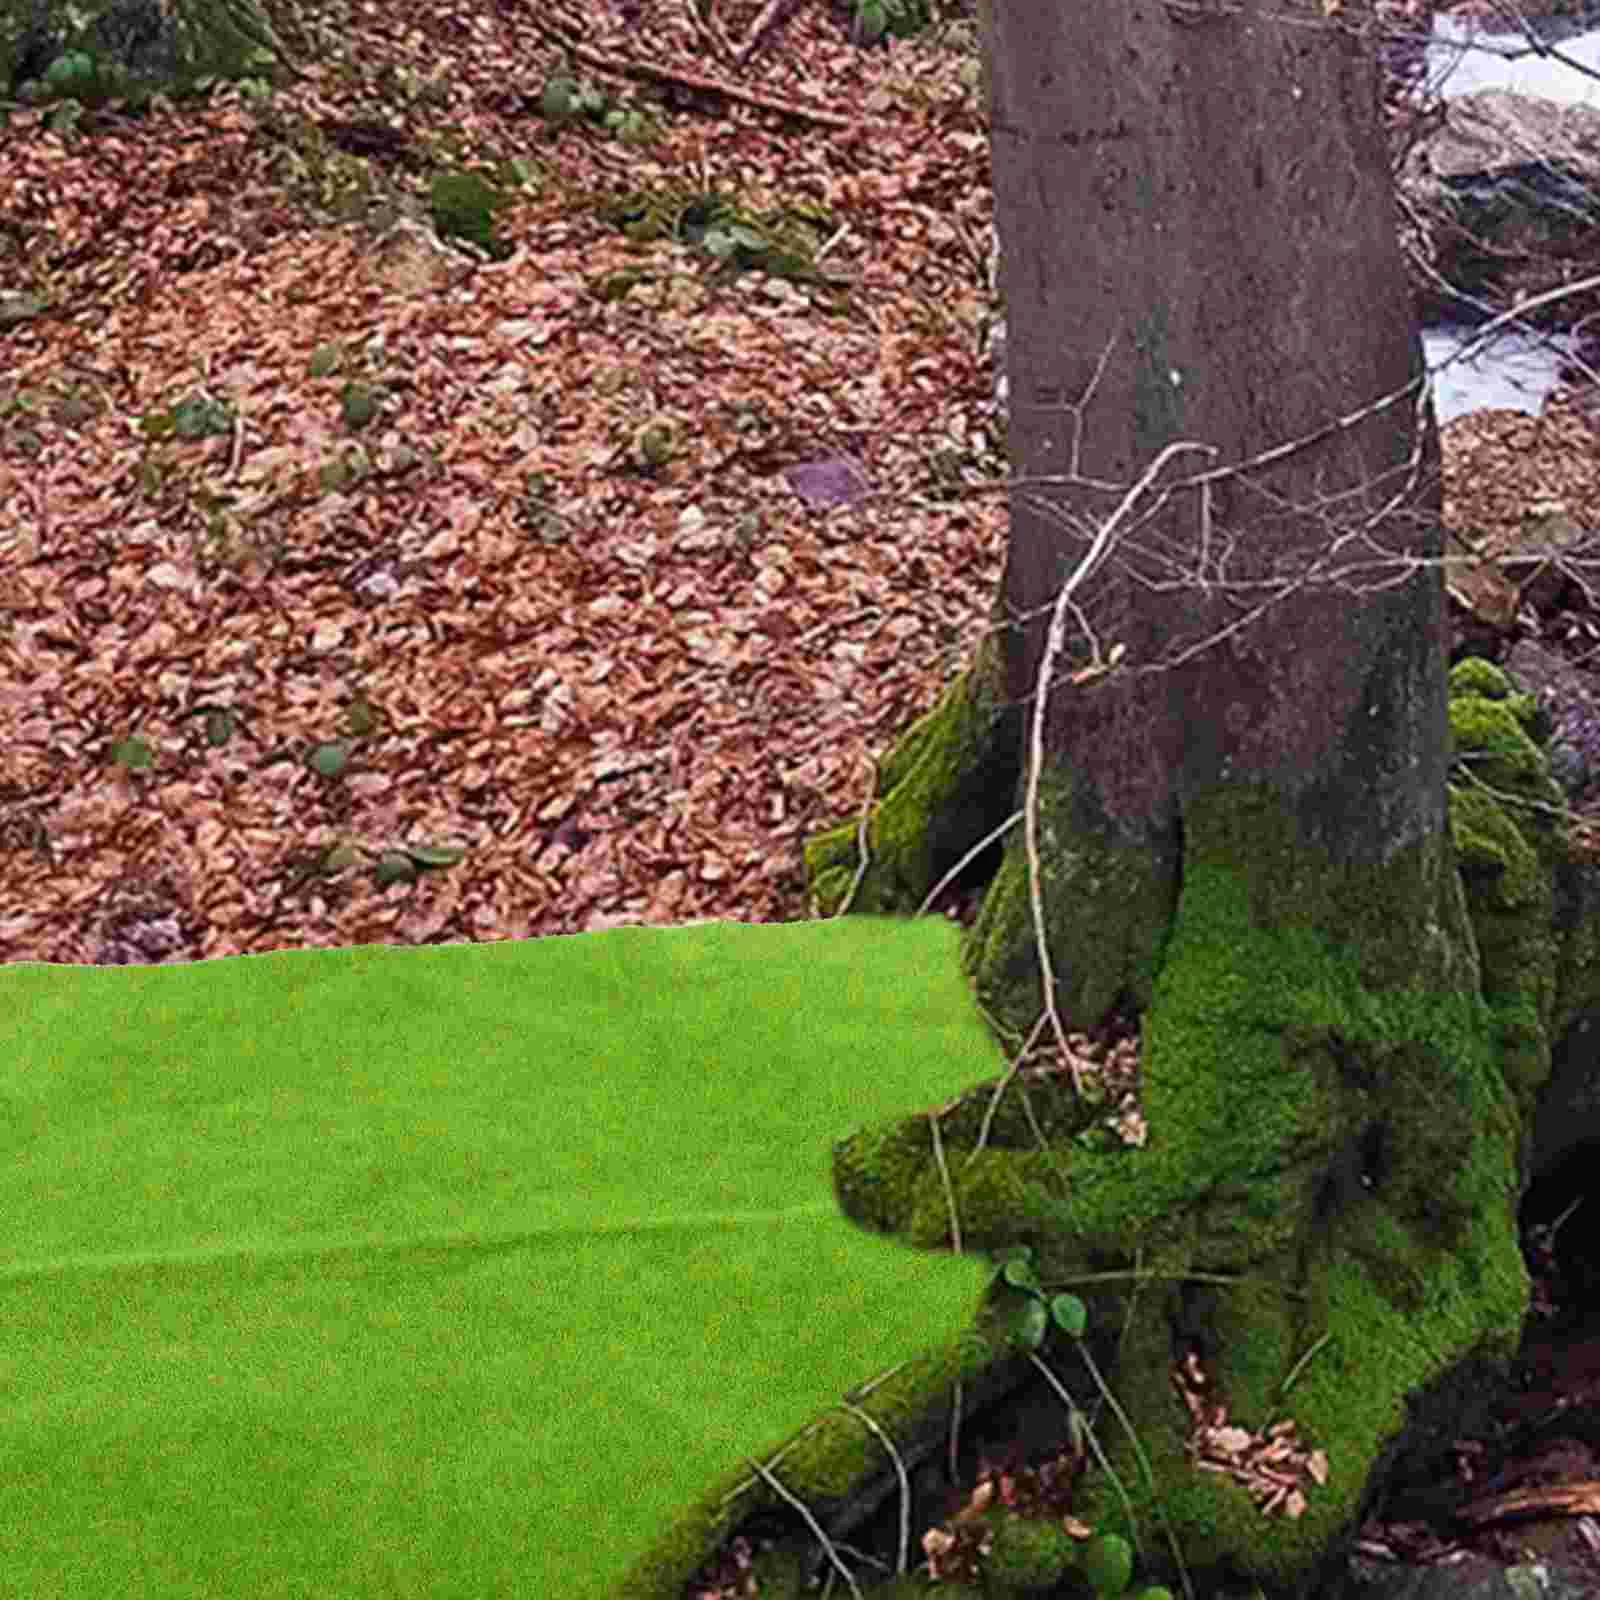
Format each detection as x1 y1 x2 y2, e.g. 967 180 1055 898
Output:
2 914 1008 1597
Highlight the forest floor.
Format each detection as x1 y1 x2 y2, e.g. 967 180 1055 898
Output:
7 2 1600 1596
0 0 1014 961
0 0 1592 965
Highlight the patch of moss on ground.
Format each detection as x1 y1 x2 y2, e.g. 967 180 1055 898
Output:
429 166 511 258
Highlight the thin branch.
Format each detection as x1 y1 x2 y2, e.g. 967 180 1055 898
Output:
742 1455 865 1599
831 758 878 917
915 809 1023 917
1022 439 1218 1099
836 1400 913 1576
928 1107 962 1255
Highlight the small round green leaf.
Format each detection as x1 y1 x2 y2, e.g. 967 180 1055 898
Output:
405 845 466 867
374 851 418 885
1082 1533 1133 1600
1050 1293 1088 1338
855 0 887 41
308 741 350 778
540 76 580 121
344 697 380 737
1002 1257 1040 1291
307 343 343 378
1015 1297 1048 1350
172 393 232 439
339 382 380 430
111 735 154 770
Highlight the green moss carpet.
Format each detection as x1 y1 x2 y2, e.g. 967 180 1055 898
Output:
3 915 1005 1596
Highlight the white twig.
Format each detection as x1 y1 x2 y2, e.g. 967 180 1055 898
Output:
1023 439 1218 1097
915 810 1023 916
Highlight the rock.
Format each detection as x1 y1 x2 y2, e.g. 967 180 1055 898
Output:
1505 638 1600 802
1331 1555 1599 1599
1396 90 1600 328
1532 1007 1600 1186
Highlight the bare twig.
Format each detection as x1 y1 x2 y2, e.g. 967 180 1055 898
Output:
832 758 879 918
531 10 880 129
836 1400 914 1575
915 810 1023 916
928 1107 962 1255
733 0 809 64
1022 438 1219 1099
742 1455 865 1598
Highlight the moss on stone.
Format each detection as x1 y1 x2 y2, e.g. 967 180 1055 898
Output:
816 770 1527 1591
832 1117 942 1235
1034 791 1524 1589
743 650 1600 1596
903 1146 1070 1255
873 1578 983 1599
983 1511 1081 1592
1449 656 1515 701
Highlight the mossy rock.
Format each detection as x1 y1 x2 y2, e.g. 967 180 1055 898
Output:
429 167 510 259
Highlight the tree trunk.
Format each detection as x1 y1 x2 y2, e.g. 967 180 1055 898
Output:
806 1 1549 1590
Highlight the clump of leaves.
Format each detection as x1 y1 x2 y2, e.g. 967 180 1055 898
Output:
923 1453 1172 1599
850 0 933 45
598 185 832 285
29 48 134 108
538 73 658 143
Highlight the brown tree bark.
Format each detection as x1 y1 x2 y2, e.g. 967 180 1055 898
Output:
978 0 1457 1030
805 2 1547 1591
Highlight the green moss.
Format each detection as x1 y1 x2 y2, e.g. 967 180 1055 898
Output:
903 1146 1069 1254
964 760 1178 1043
875 1579 983 1599
429 167 511 258
1447 665 1562 1119
1449 656 1515 700
983 1512 1080 1593
1449 699 1550 792
822 770 1526 1591
832 1118 940 1234
712 654 1584 1596
804 632 1021 917
614 1331 1002 1598
1052 791 1525 1587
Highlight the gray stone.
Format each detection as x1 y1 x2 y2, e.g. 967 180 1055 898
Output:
1331 1556 1599 1600
1506 639 1600 804
1396 89 1600 325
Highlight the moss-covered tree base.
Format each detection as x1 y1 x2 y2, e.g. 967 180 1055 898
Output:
793 656 1585 1594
